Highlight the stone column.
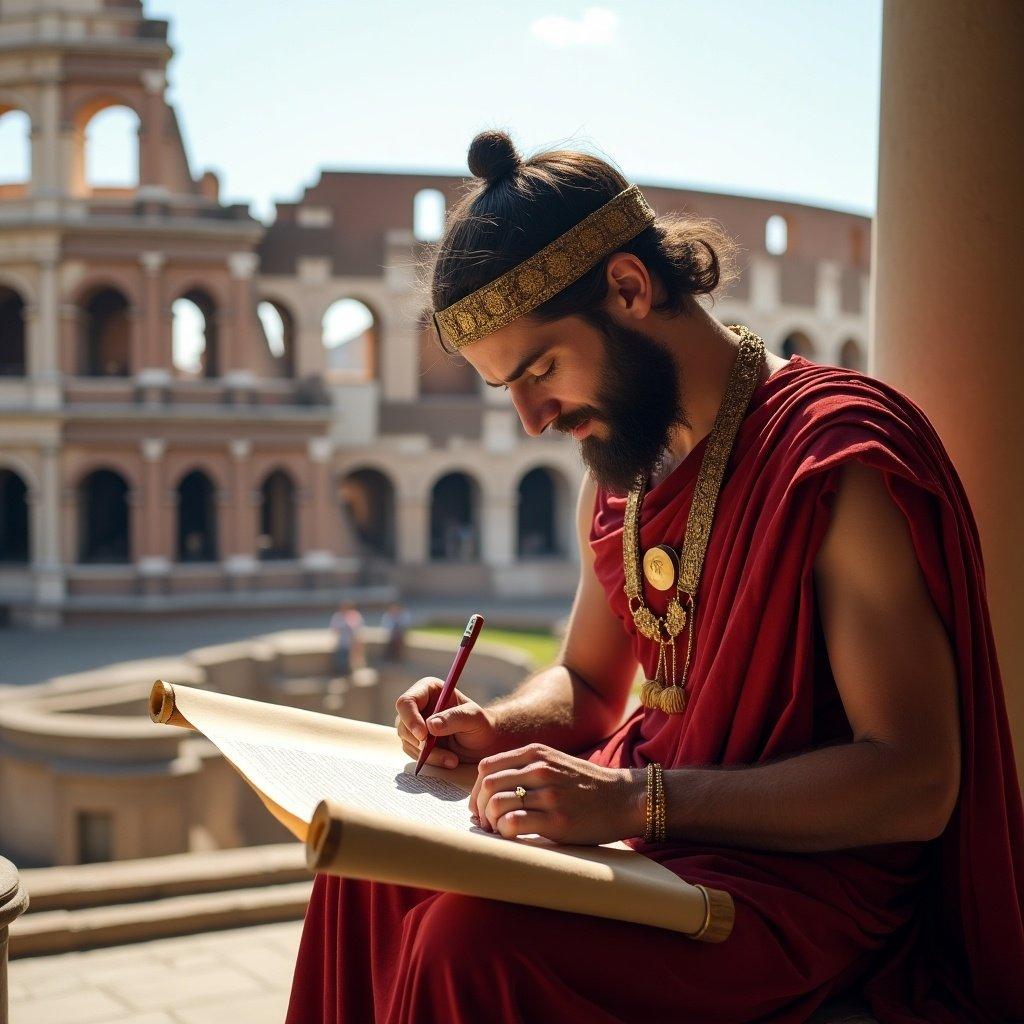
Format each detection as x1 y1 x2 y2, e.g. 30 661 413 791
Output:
302 437 335 569
481 493 515 568
225 439 257 582
29 78 62 200
58 302 80 377
138 69 169 201
872 1 1024 778
395 493 429 565
138 252 169 386
138 438 170 588
0 858 29 1024
32 444 65 616
225 252 259 383
29 255 61 408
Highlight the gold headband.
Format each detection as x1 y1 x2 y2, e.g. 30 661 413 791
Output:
432 184 656 351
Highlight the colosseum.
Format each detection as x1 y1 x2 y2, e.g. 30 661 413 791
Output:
0 0 869 626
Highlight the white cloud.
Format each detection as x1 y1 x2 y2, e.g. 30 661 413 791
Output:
529 7 619 48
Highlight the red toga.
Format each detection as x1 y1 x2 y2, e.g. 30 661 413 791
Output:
286 355 1024 1023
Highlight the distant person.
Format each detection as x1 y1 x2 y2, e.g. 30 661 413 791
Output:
379 602 411 662
328 601 364 678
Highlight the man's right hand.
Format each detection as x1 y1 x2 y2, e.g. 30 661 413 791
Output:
394 677 501 768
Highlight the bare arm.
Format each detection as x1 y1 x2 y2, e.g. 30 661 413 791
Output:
622 460 962 851
484 472 640 754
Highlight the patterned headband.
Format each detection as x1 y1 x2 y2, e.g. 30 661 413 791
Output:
432 184 656 351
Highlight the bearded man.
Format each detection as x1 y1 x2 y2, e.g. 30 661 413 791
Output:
286 130 1024 1024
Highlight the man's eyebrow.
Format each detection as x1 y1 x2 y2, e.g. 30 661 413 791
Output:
483 345 550 389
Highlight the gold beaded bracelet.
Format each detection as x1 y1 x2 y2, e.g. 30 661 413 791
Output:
643 762 667 843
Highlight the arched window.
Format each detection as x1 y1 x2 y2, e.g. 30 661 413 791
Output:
430 472 479 561
781 331 815 361
765 214 788 256
172 290 218 378
0 469 29 563
0 286 26 376
418 309 477 395
0 108 31 192
81 287 131 376
339 468 396 559
322 298 377 381
840 337 864 372
83 104 140 189
78 469 130 563
258 470 297 560
413 188 446 242
176 470 218 562
258 300 296 378
517 468 560 558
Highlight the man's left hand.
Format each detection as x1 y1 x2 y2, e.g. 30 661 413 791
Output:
469 742 642 845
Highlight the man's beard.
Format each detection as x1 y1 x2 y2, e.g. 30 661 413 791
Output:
555 311 689 497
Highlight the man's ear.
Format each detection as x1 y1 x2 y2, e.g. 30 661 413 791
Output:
605 253 653 320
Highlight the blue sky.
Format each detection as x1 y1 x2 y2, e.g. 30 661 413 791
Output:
0 2 882 224
143 1 882 223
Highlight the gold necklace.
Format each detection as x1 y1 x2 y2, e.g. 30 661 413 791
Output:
623 325 766 714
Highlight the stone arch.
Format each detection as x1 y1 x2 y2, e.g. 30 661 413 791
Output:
0 104 32 195
413 188 446 242
73 98 141 192
839 337 865 372
78 468 131 563
429 470 481 562
780 328 816 362
257 297 297 378
172 288 219 378
515 464 573 559
78 285 132 377
176 469 218 562
765 214 789 256
338 466 396 559
0 467 30 563
257 467 297 560
0 284 27 377
322 296 379 381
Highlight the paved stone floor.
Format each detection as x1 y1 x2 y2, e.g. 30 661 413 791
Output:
8 920 304 1024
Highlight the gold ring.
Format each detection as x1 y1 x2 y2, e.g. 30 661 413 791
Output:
514 785 527 804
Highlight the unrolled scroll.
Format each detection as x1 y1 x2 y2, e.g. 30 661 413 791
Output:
150 679 733 942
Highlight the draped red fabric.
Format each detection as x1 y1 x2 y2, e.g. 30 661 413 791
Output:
286 355 1024 1023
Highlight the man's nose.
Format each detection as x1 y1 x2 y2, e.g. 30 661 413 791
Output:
511 391 559 437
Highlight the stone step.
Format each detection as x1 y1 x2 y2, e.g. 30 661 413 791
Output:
18 843 307 913
10 879 313 958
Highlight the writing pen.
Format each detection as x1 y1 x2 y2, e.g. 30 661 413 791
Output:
413 612 485 776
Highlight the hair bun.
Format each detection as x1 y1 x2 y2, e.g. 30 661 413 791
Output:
467 130 522 185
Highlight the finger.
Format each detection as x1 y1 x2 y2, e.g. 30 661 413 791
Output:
475 764 550 826
493 809 551 840
426 702 480 737
483 787 547 832
394 679 442 740
476 743 555 781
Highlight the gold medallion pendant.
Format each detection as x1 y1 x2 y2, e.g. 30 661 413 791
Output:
643 544 679 591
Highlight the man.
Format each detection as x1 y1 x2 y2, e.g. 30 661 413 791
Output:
287 131 1024 1023
328 600 365 679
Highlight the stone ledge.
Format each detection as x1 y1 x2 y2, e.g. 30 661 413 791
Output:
10 880 312 958
19 844 305 913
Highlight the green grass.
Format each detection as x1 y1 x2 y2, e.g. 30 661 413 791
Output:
410 625 562 669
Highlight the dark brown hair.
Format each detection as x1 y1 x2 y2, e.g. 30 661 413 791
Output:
425 129 741 355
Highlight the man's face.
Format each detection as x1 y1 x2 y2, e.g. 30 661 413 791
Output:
462 310 689 496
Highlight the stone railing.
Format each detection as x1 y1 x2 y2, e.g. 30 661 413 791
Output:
0 858 28 1024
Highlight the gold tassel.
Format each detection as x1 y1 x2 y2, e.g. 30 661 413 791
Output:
639 678 666 709
658 684 688 715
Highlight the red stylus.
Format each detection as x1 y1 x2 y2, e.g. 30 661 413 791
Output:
413 613 485 776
